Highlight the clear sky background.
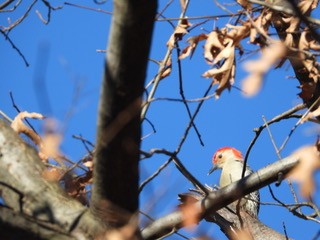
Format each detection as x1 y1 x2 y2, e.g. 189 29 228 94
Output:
1 1 319 239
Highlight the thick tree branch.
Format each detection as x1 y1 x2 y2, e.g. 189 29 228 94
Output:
0 119 104 239
142 155 299 239
0 206 72 240
91 0 157 228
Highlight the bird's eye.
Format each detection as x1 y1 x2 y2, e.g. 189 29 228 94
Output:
218 154 222 158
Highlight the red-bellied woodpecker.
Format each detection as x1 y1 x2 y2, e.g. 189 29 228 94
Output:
208 147 260 218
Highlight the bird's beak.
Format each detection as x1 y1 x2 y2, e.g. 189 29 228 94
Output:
208 165 218 175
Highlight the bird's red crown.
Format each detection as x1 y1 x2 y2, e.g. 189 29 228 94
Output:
212 147 243 164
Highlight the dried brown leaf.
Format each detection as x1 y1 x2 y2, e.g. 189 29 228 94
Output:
179 34 207 60
226 23 250 46
288 145 320 197
237 0 252 8
298 0 319 14
204 30 225 63
298 31 320 51
11 111 44 146
42 168 63 182
203 40 236 98
39 119 62 161
213 40 234 65
83 158 94 171
65 172 92 205
167 19 191 48
242 42 287 96
249 11 273 44
284 16 300 47
180 196 201 229
298 82 317 102
41 133 62 159
241 73 263 96
159 55 172 79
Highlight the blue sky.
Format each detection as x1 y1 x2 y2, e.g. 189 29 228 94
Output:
1 1 319 239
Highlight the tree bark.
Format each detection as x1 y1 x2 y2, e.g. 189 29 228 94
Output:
0 119 103 239
91 0 157 229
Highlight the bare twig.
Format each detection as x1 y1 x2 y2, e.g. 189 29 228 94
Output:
279 97 320 153
139 158 171 192
0 110 13 123
0 31 29 66
1 0 37 32
248 0 320 25
140 149 208 194
64 2 112 15
155 0 174 20
175 43 204 146
0 0 21 12
141 117 157 140
243 103 306 178
262 115 281 159
141 0 191 119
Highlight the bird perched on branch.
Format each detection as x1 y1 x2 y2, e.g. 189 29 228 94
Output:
208 147 260 218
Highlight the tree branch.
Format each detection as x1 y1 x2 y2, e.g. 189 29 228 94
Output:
0 119 104 238
142 155 299 239
91 0 157 229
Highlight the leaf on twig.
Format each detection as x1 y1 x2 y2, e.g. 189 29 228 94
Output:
288 145 320 198
298 0 319 14
298 31 320 84
160 55 172 79
237 0 252 9
11 111 44 146
167 19 191 49
65 172 92 205
202 29 238 98
179 195 201 229
39 119 62 161
241 41 287 96
179 34 207 60
249 11 273 44
203 30 225 64
42 167 63 182
201 24 252 98
297 82 317 102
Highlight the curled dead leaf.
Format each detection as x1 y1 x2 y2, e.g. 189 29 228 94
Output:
203 30 225 63
158 55 172 79
179 34 207 60
167 19 191 49
179 195 202 229
39 119 63 162
237 0 251 9
298 0 319 14
42 167 63 182
242 42 287 97
288 145 320 198
298 82 317 102
11 111 44 146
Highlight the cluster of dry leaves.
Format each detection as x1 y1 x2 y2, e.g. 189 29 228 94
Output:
167 0 320 109
10 111 93 205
